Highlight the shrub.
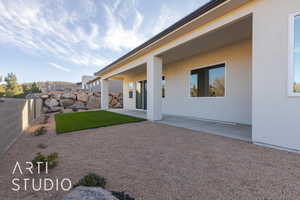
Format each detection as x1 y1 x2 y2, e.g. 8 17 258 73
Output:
111 191 135 200
73 173 135 200
32 152 58 171
73 173 106 188
34 127 47 136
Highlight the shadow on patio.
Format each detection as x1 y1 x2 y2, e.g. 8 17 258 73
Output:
108 109 252 142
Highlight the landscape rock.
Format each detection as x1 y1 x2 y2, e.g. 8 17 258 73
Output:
113 102 122 108
44 98 59 107
44 106 63 113
54 93 62 99
109 98 118 107
60 99 75 108
48 93 56 98
40 94 49 99
77 92 89 103
40 89 122 113
109 93 123 108
94 92 100 97
87 95 100 109
69 104 88 111
64 186 118 200
25 93 41 99
61 92 76 100
73 101 85 107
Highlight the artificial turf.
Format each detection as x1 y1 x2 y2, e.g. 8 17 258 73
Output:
55 110 145 134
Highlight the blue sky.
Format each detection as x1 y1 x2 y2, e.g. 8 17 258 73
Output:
0 0 210 83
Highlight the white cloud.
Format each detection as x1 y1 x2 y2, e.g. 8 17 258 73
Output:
0 0 212 73
69 53 109 66
49 62 70 72
102 1 146 51
151 5 182 35
0 0 107 67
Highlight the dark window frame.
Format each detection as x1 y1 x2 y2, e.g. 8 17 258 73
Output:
291 14 300 95
128 82 134 99
190 63 225 97
162 76 165 98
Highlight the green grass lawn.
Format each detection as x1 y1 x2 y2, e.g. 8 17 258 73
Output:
55 110 146 134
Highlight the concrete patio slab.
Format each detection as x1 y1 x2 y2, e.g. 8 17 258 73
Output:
109 109 252 142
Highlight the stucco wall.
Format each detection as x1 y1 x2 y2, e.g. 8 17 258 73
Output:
164 39 252 124
252 0 300 150
87 80 122 93
109 80 123 93
123 72 147 110
123 39 252 124
0 98 42 155
104 0 300 151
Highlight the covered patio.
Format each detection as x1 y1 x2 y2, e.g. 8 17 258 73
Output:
100 14 253 120
99 13 254 142
109 109 252 142
99 13 253 142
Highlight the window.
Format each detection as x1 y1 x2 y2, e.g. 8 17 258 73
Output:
190 63 225 97
128 82 134 98
290 14 300 95
162 76 166 98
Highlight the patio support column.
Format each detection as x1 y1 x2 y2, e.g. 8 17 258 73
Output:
132 81 137 108
147 56 162 121
100 79 109 110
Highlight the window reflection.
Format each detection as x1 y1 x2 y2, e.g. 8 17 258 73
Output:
190 64 225 97
294 15 300 93
162 76 166 98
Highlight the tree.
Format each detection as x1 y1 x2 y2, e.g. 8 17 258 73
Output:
4 73 22 97
22 84 30 94
0 85 5 97
30 82 42 93
209 77 225 97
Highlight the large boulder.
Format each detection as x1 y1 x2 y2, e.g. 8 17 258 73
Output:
61 92 76 100
54 93 62 100
109 98 119 108
94 92 100 97
26 93 41 99
44 98 59 107
77 92 88 103
73 101 85 107
64 186 118 200
87 95 100 109
108 92 123 108
43 106 63 113
40 94 49 99
60 99 75 108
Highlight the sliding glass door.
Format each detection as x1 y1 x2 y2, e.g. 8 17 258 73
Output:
136 80 147 110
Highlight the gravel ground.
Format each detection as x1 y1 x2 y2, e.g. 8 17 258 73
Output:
1 115 300 200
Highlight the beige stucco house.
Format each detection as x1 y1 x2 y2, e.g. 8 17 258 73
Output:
95 0 300 151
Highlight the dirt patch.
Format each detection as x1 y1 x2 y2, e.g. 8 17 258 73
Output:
1 115 300 200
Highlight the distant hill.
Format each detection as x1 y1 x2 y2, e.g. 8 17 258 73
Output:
22 81 81 93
